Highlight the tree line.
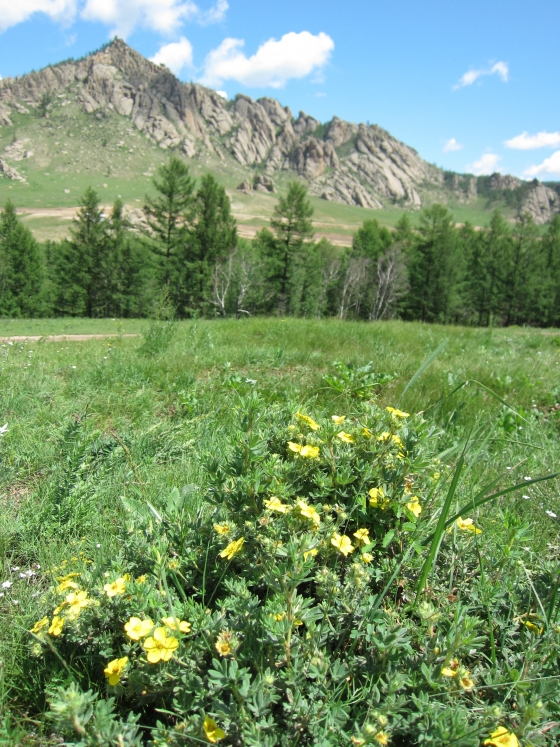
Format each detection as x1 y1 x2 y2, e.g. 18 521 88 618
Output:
1 156 560 326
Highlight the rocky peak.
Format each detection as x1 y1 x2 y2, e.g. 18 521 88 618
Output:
1 39 558 222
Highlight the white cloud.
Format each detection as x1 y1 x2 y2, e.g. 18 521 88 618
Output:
200 31 334 89
466 153 502 175
151 37 193 75
443 138 463 153
524 150 560 177
505 131 560 150
453 61 509 90
0 0 227 36
0 0 77 33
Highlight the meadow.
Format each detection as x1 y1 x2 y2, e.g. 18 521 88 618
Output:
1 318 559 746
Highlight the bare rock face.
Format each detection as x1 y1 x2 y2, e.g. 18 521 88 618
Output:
521 183 559 225
0 158 25 181
0 103 12 126
290 137 339 179
488 173 522 191
237 180 253 194
253 175 276 193
4 140 33 161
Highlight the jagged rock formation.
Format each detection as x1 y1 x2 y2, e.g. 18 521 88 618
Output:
0 39 558 223
483 173 560 224
0 158 25 181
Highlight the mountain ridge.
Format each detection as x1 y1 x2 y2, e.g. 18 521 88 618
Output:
0 38 559 224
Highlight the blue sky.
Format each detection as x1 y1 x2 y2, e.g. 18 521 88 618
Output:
1 0 559 180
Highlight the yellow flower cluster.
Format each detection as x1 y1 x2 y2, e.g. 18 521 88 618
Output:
296 500 321 529
30 576 93 639
296 412 320 430
288 441 320 459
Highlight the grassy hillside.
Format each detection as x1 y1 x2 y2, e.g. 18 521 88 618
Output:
0 100 519 243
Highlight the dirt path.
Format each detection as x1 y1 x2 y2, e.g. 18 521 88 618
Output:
0 334 139 342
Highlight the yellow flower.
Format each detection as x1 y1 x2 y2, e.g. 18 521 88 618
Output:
331 533 354 557
56 572 80 582
303 548 318 561
65 590 89 620
273 612 286 621
48 616 64 637
361 552 373 563
362 427 374 437
460 674 476 691
124 617 154 640
162 617 192 633
168 560 179 570
296 412 320 431
386 407 409 419
264 497 290 513
484 727 519 747
288 442 320 458
57 579 80 594
215 632 233 656
456 517 482 534
104 578 126 597
375 733 390 746
143 627 179 663
353 528 370 546
123 573 131 582
406 498 422 518
219 537 244 560
30 616 49 634
524 620 544 635
213 523 230 535
369 487 390 509
203 714 226 743
296 500 321 528
136 575 147 584
332 415 346 424
337 431 354 444
441 667 458 678
104 656 128 687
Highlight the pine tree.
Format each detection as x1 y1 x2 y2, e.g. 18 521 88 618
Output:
503 213 540 326
542 215 560 326
143 157 195 302
0 201 44 317
181 174 237 316
405 204 461 323
269 182 314 315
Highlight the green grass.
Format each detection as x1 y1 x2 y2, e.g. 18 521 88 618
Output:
1 318 559 744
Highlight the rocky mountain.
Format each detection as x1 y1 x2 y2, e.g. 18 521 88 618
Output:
0 38 558 224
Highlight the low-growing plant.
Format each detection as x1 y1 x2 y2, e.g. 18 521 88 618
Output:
22 395 560 746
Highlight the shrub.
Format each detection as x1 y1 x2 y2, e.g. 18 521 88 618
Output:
25 396 560 746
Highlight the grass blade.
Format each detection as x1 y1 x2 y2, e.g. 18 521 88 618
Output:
415 438 469 604
444 472 560 529
398 339 448 405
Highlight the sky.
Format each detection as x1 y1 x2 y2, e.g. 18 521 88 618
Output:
0 0 559 181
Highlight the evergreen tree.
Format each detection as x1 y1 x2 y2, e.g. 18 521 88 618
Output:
269 182 314 315
542 215 560 326
67 187 110 317
0 201 45 317
503 213 540 326
143 157 195 301
405 205 461 323
181 174 237 316
351 219 392 318
352 219 392 261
